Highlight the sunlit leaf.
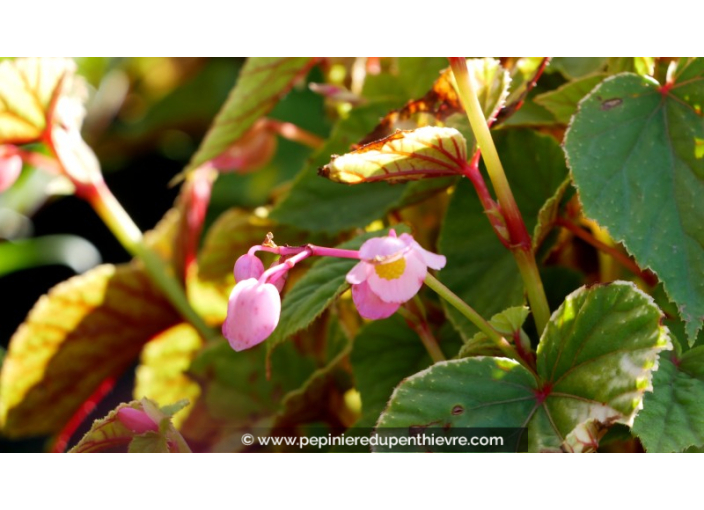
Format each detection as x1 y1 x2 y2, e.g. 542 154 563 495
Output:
633 346 704 452
181 58 313 177
134 323 203 429
0 263 180 437
375 282 670 452
360 58 510 146
0 57 86 144
69 398 191 453
564 58 704 343
320 127 466 184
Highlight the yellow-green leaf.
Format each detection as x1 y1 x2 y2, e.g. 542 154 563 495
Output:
319 126 466 184
0 263 180 437
180 57 313 179
0 57 85 144
134 323 203 429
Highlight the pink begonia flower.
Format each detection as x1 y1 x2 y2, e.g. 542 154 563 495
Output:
234 253 265 281
0 152 22 193
117 407 159 434
222 278 281 351
346 230 446 319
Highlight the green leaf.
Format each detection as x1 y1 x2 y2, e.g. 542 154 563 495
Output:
439 129 569 339
134 323 203 429
320 127 466 184
0 264 180 437
633 346 704 452
187 339 314 434
267 226 410 351
182 57 313 176
375 357 536 452
69 398 191 453
564 59 704 343
533 281 671 451
534 74 606 123
533 178 572 250
275 329 352 428
351 315 436 422
189 208 272 321
458 306 530 359
375 282 670 452
550 58 607 79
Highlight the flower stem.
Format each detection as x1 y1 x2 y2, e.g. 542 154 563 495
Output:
424 274 536 376
397 305 446 363
448 57 550 334
87 181 216 341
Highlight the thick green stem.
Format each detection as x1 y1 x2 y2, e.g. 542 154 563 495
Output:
88 181 216 341
448 57 550 334
424 274 536 376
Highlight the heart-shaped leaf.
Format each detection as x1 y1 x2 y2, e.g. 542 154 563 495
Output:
319 127 466 184
0 264 180 437
375 282 670 452
564 58 704 343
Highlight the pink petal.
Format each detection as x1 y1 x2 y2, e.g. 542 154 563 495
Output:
117 408 158 434
367 250 427 303
359 235 409 260
411 241 446 270
346 260 371 285
222 278 281 351
234 254 265 282
0 154 22 193
351 281 400 320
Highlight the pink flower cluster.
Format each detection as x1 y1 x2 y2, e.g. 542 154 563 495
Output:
221 230 445 352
